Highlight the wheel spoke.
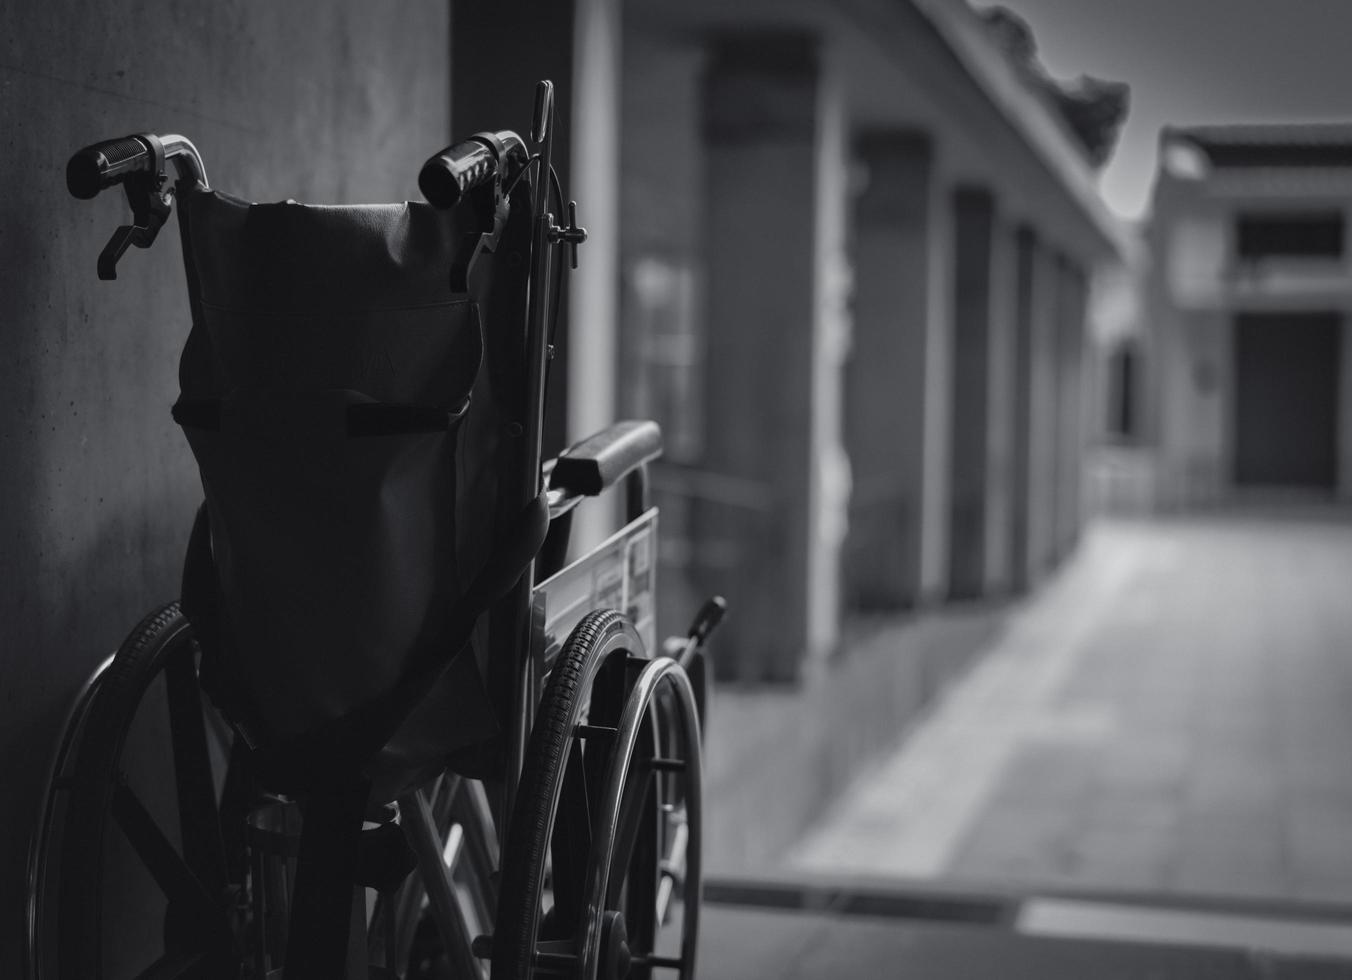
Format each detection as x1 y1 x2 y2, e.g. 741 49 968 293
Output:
216 739 256 885
164 646 228 896
655 820 687 925
400 787 482 980
454 778 500 899
111 776 221 920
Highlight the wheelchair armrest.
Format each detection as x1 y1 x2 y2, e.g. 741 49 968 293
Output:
540 420 662 577
548 420 662 497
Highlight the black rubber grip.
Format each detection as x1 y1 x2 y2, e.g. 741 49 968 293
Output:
418 138 498 209
550 420 664 496
67 135 155 199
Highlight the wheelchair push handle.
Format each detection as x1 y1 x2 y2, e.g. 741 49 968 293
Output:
66 133 208 199
67 134 158 199
418 129 527 209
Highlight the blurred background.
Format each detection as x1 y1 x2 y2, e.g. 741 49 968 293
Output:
5 0 1352 974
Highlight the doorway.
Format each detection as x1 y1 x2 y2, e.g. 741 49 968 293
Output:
1233 312 1341 489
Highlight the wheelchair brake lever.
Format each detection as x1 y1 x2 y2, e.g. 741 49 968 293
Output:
687 595 727 645
672 595 727 675
97 225 139 280
96 174 174 280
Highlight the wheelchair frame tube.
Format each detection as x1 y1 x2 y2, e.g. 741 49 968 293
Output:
502 98 559 832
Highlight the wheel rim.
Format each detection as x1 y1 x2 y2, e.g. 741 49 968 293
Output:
26 653 112 979
579 658 702 980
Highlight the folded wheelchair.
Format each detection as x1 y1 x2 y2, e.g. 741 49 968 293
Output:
26 81 722 980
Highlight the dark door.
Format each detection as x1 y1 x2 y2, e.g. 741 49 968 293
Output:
1233 312 1341 488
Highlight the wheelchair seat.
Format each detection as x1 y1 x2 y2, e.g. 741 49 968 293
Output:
174 187 518 794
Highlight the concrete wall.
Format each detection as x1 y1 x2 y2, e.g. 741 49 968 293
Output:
0 3 449 969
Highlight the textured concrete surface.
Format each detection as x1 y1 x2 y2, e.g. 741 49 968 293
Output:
704 603 1006 871
0 5 449 971
793 510 1352 906
699 903 1352 979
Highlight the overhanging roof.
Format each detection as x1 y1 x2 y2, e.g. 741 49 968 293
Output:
1168 122 1352 169
907 0 1127 257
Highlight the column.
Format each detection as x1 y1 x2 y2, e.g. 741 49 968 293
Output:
1053 257 1089 558
983 216 1018 594
843 130 934 610
1009 226 1058 590
1341 314 1352 501
947 187 995 600
696 32 831 682
1028 242 1062 578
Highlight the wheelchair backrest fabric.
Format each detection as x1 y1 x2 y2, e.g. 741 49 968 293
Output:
176 189 500 750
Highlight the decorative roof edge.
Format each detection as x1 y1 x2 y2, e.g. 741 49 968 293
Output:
908 0 1129 258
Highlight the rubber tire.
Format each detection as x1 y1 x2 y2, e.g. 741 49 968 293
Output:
491 610 643 980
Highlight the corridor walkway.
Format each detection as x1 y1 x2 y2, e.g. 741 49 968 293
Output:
791 509 1352 905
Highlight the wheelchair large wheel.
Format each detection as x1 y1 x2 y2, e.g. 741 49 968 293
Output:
27 602 252 980
492 610 703 980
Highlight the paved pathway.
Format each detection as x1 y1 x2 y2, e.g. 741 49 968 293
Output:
792 510 1352 904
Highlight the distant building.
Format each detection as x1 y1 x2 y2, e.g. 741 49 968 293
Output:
1143 124 1352 508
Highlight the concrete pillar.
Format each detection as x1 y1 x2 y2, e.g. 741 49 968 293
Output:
1009 227 1058 589
566 0 623 553
1341 316 1352 502
808 59 852 666
947 187 995 600
983 216 1018 595
697 33 835 681
1053 257 1089 558
920 174 956 605
1029 243 1062 577
843 130 934 610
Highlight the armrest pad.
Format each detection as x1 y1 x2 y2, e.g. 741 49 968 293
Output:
549 420 663 496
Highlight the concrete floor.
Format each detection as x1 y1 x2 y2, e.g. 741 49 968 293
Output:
699 902 1352 979
792 509 1352 905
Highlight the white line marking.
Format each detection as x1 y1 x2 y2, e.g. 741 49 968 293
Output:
1019 897 1352 959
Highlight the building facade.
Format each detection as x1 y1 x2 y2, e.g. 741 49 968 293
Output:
615 0 1125 681
1145 124 1352 509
